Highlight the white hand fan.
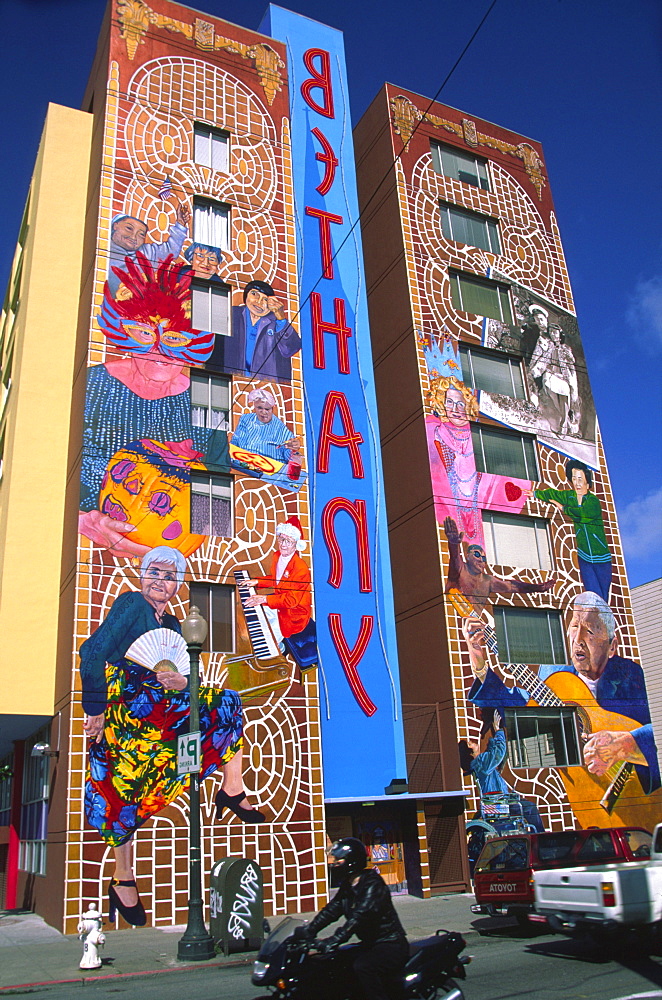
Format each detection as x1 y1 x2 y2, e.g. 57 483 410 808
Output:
125 628 190 676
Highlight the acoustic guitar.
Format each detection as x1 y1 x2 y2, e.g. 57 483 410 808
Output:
448 588 662 829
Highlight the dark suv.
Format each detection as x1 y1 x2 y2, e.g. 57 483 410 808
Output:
471 827 652 924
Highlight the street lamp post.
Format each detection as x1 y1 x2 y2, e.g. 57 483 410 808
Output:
177 605 215 961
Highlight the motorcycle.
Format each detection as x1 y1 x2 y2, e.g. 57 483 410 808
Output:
251 916 470 1000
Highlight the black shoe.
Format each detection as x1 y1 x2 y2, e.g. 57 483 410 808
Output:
215 788 265 823
108 878 147 926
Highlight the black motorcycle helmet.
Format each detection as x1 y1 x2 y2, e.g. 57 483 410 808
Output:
328 837 368 877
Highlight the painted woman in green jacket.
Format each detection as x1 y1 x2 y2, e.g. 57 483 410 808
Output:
525 459 612 602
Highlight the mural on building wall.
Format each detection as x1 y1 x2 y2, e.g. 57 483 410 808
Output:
236 515 315 657
229 385 307 492
411 170 657 832
526 459 612 603
483 281 597 468
458 709 545 834
442 516 555 613
80 545 263 925
69 5 329 932
107 200 190 298
457 591 662 830
420 330 533 547
79 253 227 557
207 280 301 380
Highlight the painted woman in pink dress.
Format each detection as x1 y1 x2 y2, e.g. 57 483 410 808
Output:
425 376 530 546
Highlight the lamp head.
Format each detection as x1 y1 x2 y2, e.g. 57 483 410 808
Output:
32 742 58 758
182 605 208 646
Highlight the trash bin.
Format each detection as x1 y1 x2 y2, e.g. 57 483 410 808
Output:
209 857 264 955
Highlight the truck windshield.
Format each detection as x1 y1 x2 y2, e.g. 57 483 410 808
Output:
475 838 528 873
623 830 652 858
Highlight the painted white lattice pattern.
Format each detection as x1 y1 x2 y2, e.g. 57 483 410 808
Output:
64 46 326 932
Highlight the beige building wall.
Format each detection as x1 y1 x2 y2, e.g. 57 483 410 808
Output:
0 103 92 728
631 578 662 777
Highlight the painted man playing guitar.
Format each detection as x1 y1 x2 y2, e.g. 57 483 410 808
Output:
462 592 660 802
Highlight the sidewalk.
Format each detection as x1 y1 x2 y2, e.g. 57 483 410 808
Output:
0 892 479 990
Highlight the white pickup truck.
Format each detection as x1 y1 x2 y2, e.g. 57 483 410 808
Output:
534 823 662 938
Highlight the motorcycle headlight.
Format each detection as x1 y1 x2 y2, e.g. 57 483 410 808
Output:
252 960 270 980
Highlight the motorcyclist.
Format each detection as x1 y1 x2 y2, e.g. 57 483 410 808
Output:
297 837 409 1000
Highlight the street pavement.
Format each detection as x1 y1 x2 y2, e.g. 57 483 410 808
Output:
2 895 662 1000
0 892 477 991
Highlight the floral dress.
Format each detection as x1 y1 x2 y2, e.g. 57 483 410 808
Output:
80 590 242 847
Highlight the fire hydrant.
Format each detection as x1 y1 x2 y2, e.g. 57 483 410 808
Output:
78 903 106 970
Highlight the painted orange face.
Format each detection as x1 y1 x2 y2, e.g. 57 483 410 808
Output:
99 440 206 557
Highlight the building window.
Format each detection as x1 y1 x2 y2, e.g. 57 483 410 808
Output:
190 373 230 432
505 707 580 768
440 202 500 254
482 512 552 571
191 280 230 336
460 344 525 399
431 141 490 191
449 271 512 323
471 424 538 480
189 583 234 653
191 473 232 536
194 123 229 173
193 198 230 251
19 730 50 877
494 607 566 665
0 752 13 826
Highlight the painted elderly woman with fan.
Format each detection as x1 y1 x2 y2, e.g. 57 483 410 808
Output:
80 546 264 927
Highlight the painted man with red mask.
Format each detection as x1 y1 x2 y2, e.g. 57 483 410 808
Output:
79 253 227 556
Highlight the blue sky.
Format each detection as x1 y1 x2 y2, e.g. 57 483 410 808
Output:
1 0 660 586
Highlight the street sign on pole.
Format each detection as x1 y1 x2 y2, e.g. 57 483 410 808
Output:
177 732 201 775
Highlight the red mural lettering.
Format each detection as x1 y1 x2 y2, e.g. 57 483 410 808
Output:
310 293 352 373
328 613 376 716
317 390 365 478
311 127 338 196
305 207 343 279
301 48 335 119
321 497 372 592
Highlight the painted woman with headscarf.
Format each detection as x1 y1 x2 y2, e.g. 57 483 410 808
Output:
230 387 301 463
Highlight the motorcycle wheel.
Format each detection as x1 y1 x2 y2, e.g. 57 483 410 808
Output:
408 983 464 1000
440 980 464 1000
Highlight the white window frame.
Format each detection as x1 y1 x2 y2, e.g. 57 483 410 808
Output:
19 729 50 877
430 141 490 191
191 472 233 537
471 424 539 481
191 279 230 336
189 583 235 653
194 123 229 173
505 707 580 768
482 511 553 572
460 343 525 400
439 201 500 254
494 607 566 666
193 198 230 252
449 270 513 324
190 373 231 433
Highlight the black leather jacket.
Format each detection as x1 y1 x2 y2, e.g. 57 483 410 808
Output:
309 868 407 947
